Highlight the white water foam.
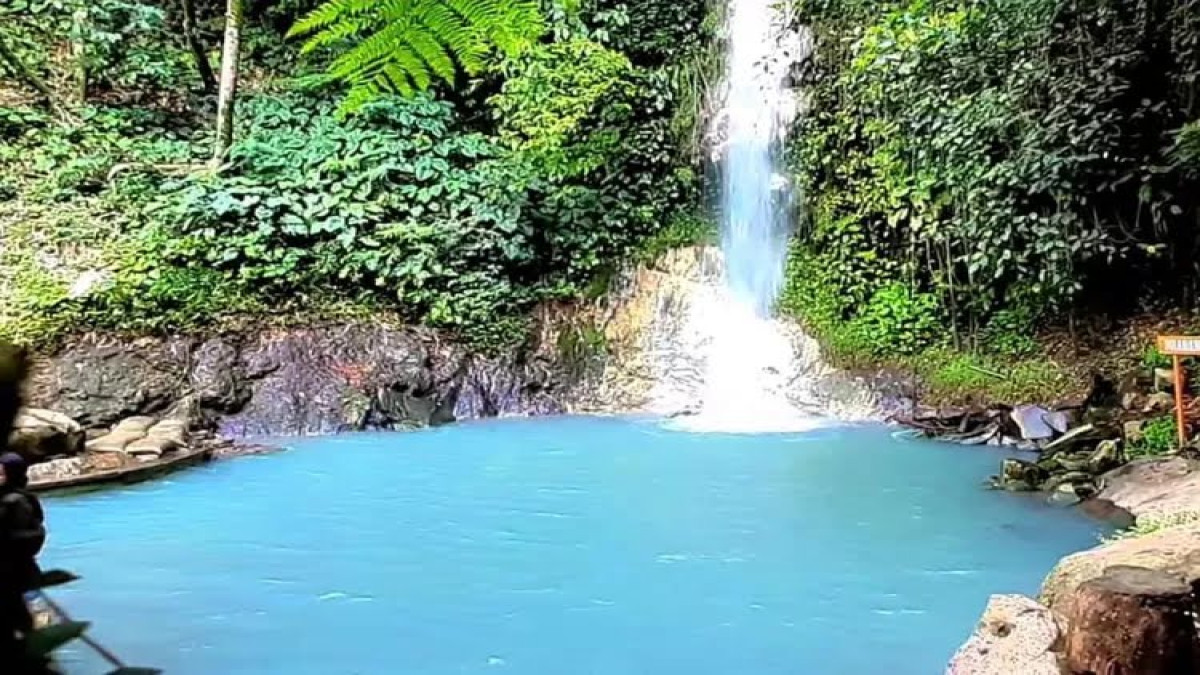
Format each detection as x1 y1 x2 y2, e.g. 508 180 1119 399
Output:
666 0 825 432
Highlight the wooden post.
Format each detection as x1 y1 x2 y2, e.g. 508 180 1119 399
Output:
1175 354 1187 446
1063 566 1198 675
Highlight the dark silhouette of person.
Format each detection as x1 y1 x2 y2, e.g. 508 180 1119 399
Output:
0 346 48 673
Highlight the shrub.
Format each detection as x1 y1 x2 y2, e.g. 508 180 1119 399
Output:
1129 416 1178 459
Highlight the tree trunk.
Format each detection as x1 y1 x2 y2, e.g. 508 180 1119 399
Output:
179 0 216 93
0 32 61 110
71 5 88 104
1063 565 1198 675
210 0 244 167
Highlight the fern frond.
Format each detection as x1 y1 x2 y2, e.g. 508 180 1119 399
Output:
293 0 545 109
289 0 379 37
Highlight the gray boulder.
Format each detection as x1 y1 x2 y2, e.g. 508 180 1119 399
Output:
7 408 84 461
1010 405 1054 440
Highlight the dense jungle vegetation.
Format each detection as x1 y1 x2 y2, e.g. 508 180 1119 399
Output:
0 0 712 348
782 0 1200 397
2 0 1199 401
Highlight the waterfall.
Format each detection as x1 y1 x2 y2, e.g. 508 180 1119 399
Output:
669 1 833 431
578 0 876 426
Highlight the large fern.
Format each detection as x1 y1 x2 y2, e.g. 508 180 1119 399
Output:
289 0 544 110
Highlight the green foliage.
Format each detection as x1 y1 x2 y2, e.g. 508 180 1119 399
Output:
491 38 634 178
1177 120 1200 173
289 0 545 111
1142 345 1173 371
1 0 708 350
2 0 193 95
636 211 716 263
789 0 1200 357
856 283 942 356
1129 415 1178 458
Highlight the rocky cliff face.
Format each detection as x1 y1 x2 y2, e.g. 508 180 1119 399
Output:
26 245 878 436
30 324 570 436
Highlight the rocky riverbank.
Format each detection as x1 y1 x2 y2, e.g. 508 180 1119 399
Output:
947 455 1200 674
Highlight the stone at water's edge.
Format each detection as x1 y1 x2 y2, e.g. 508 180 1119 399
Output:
1039 521 1200 611
1095 456 1200 520
1038 457 1200 612
945 595 1063 675
8 408 84 461
31 326 572 436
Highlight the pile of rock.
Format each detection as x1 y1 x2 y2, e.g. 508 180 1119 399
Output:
905 401 1132 505
994 422 1125 506
949 455 1200 674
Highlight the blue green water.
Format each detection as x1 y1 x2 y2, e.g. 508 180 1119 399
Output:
46 416 1104 674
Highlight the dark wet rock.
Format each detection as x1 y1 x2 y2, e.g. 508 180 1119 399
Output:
1041 471 1094 492
190 337 251 413
1083 373 1120 409
1048 482 1085 507
32 323 576 437
1052 451 1094 473
35 335 192 428
998 458 1050 492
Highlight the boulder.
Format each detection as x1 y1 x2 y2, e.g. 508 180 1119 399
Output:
1010 405 1055 440
1040 520 1200 611
1047 480 1096 507
1121 392 1146 411
945 595 1063 675
189 337 251 413
1063 566 1198 675
1087 439 1123 474
1041 423 1112 455
998 459 1049 492
1145 391 1175 413
1048 482 1084 507
1042 410 1071 435
1095 457 1200 520
1052 451 1093 473
1040 471 1094 492
34 337 191 427
7 408 84 461
1154 368 1175 392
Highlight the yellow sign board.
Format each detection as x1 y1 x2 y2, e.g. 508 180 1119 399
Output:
1157 335 1200 356
1156 335 1195 445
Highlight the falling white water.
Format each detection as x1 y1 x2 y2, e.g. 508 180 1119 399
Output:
669 0 829 432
